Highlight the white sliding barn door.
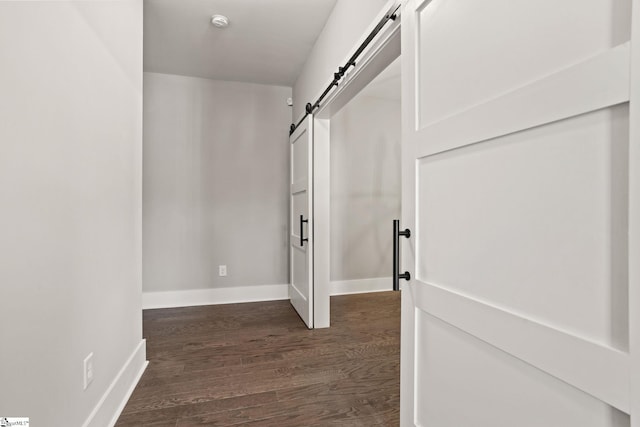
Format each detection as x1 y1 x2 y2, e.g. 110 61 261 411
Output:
290 116 314 328
400 0 640 425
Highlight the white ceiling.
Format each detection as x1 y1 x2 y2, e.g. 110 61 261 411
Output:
144 0 338 86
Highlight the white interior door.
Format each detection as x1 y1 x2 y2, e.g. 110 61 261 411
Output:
400 0 639 425
290 115 314 328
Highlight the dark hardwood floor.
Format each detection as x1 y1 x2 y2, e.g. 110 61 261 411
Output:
116 291 400 426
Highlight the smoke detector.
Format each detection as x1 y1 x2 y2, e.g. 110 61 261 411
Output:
211 14 230 28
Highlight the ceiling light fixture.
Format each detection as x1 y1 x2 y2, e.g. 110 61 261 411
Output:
211 14 230 28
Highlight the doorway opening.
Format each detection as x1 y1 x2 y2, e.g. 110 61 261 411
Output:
329 58 401 295
312 18 401 326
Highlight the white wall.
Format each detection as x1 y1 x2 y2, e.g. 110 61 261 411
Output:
330 93 401 282
292 0 390 121
143 73 292 295
0 1 145 426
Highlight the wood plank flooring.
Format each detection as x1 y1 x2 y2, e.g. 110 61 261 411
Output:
116 291 400 426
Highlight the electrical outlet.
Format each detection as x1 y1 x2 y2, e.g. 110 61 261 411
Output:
218 265 227 276
84 352 94 390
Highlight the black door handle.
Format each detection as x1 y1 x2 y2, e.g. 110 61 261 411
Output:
300 214 308 246
393 219 411 291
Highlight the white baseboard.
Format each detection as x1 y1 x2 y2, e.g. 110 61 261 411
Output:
142 284 289 310
330 277 392 296
143 280 390 310
82 339 148 427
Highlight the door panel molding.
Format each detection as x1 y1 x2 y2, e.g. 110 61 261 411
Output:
412 42 630 159
412 280 630 412
291 178 308 195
